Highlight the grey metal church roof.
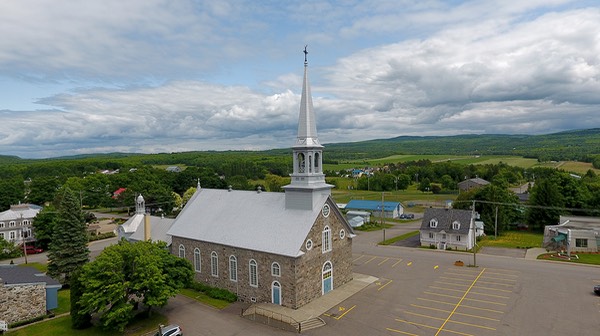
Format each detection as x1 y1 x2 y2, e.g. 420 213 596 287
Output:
128 215 175 245
167 188 329 257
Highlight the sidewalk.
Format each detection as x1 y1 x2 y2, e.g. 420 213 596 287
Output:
245 273 378 323
525 247 547 260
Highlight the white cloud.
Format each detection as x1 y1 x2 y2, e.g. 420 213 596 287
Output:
0 1 599 158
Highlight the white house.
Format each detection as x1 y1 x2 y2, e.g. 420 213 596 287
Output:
419 208 481 251
0 204 42 245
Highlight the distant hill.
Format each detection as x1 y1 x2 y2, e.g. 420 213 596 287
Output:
2 129 600 163
320 128 600 162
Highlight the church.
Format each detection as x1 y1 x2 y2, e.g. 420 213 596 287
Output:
167 51 354 309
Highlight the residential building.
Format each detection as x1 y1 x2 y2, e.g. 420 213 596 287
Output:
458 178 490 193
167 54 354 309
419 208 482 250
0 204 42 245
0 265 61 326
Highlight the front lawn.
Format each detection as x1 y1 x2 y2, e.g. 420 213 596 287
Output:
178 288 231 309
538 252 600 265
6 313 167 336
478 231 543 248
380 230 419 245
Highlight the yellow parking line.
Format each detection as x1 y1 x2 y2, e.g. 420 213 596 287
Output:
353 255 365 262
469 291 509 299
477 280 514 287
404 311 496 331
363 256 377 264
378 257 390 265
391 258 403 267
473 285 512 293
394 319 475 336
416 298 504 314
378 279 393 291
386 327 418 335
410 304 500 321
434 268 486 336
333 305 356 320
480 276 517 282
485 271 518 278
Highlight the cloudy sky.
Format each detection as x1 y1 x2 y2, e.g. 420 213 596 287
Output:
1 0 599 158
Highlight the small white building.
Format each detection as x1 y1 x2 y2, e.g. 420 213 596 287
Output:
117 195 175 245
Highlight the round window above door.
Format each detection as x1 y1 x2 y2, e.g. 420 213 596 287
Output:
322 204 330 217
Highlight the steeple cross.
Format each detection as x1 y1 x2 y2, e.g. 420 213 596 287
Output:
303 45 308 63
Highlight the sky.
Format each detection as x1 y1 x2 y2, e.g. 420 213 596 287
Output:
1 0 600 159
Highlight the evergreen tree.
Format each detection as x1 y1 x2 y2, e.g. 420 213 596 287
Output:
47 187 90 286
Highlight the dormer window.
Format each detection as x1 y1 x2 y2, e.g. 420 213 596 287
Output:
429 219 438 228
452 221 460 230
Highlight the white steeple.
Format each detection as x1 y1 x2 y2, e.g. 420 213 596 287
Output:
135 194 145 215
283 46 333 210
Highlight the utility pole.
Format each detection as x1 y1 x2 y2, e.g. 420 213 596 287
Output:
471 200 477 267
494 206 499 239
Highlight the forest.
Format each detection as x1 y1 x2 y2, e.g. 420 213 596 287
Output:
0 128 599 235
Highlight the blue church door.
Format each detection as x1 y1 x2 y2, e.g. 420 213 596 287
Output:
322 262 333 294
272 281 281 305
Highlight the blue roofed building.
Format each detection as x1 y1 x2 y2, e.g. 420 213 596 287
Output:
345 200 404 219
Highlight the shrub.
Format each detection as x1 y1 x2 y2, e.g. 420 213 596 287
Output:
188 282 237 302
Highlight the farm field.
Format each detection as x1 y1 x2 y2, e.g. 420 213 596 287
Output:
324 154 600 174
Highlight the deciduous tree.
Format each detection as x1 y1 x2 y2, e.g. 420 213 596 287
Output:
78 240 193 331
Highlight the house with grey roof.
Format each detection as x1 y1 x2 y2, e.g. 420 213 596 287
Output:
458 178 490 193
419 208 481 250
0 203 42 245
543 216 600 254
0 265 61 326
167 53 354 309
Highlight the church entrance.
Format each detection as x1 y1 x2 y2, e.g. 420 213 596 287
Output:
322 261 333 294
272 281 281 305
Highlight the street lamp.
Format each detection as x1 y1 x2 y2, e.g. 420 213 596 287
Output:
21 227 28 264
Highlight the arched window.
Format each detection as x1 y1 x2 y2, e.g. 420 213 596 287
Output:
429 219 438 228
211 251 218 277
249 259 258 287
178 244 185 258
322 226 332 253
309 155 312 173
271 262 281 277
322 261 333 294
193 248 201 272
229 256 238 282
298 153 305 173
314 153 320 172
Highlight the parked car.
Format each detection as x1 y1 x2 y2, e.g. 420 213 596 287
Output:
22 245 44 254
155 324 183 336
399 213 415 219
594 285 600 295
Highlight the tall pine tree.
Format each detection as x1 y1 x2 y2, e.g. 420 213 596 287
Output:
47 187 89 286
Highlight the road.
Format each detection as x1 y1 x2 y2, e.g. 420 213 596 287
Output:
3 220 599 335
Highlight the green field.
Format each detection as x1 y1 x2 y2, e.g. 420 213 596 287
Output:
325 154 599 174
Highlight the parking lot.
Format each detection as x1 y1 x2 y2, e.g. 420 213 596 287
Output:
304 248 600 336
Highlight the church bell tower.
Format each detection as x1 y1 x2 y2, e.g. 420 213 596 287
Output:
283 47 333 210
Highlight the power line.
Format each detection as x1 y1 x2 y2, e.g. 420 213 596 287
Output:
453 199 600 213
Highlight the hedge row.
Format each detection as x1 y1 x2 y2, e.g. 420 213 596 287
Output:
187 282 237 302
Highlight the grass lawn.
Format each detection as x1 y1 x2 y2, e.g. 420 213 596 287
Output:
6 313 167 336
380 230 419 245
178 288 231 309
18 262 47 272
52 289 71 315
478 231 543 248
538 252 600 265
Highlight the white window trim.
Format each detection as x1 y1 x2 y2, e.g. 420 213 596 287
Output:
322 226 332 253
211 251 219 277
249 259 258 287
452 221 460 230
193 248 201 272
271 262 281 277
306 239 313 250
429 219 438 228
340 229 346 239
178 244 185 258
229 255 238 282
